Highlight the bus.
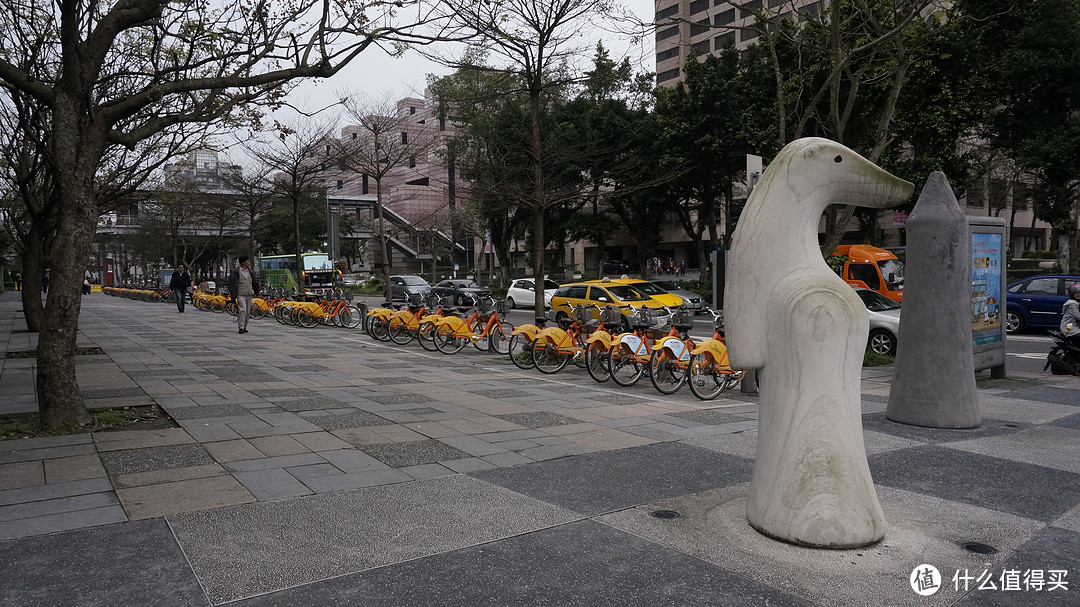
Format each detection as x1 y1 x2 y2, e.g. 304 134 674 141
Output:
259 253 341 294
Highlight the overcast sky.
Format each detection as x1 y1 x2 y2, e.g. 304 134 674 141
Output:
282 0 657 116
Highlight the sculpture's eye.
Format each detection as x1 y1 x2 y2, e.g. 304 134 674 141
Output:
834 155 843 163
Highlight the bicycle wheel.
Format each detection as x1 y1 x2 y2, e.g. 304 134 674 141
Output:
341 305 363 329
416 320 439 351
489 321 514 355
368 316 390 341
649 347 686 395
210 300 226 313
585 341 610 383
434 324 468 354
226 301 238 316
507 333 534 369
298 309 321 328
608 343 644 387
532 340 570 374
687 353 724 400
389 317 416 345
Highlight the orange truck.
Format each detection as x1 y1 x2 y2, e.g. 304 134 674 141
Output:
832 244 905 303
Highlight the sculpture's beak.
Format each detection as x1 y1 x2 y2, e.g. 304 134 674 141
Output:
827 147 914 210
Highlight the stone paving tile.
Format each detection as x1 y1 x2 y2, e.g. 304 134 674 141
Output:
665 408 754 425
0 518 208 605
0 491 119 523
180 420 243 442
249 388 318 398
0 503 129 542
359 439 474 468
163 402 254 420
494 411 583 429
100 443 215 476
561 428 660 451
0 443 98 465
302 469 413 493
288 431 352 452
367 393 434 405
115 473 256 519
233 469 313 501
0 433 93 451
224 453 327 473
42 453 107 483
0 477 114 507
437 434 510 458
169 475 580 603
870 445 1080 522
112 464 227 489
399 463 456 481
248 435 310 457
274 396 347 412
93 427 195 452
285 463 343 482
0 461 44 490
306 410 396 431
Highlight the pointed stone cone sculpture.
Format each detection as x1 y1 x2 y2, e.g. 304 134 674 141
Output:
887 172 980 428
727 138 913 548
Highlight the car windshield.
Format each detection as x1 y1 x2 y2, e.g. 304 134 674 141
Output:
607 285 649 301
462 282 481 288
877 259 904 290
652 281 677 290
632 282 665 295
857 289 901 311
403 276 429 286
543 280 560 289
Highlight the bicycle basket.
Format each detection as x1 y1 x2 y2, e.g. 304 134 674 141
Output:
478 297 492 314
494 299 508 316
598 306 621 324
671 307 691 327
573 306 592 323
407 292 424 306
635 307 657 326
714 312 725 333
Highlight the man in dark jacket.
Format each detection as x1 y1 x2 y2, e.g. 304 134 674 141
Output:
169 264 192 313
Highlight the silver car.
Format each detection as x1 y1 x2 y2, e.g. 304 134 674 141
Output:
649 280 705 313
855 288 901 356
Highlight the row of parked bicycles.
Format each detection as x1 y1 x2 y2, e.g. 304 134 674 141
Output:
102 285 365 329
361 293 744 401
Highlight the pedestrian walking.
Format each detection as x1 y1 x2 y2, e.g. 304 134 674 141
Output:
678 260 686 277
169 264 193 313
41 271 49 294
13 273 21 291
228 256 260 334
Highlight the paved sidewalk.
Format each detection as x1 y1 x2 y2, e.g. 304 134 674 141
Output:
0 290 1078 606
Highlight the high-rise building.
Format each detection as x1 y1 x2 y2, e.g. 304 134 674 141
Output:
654 0 824 86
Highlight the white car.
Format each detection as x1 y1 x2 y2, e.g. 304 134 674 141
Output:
506 278 560 309
855 288 901 356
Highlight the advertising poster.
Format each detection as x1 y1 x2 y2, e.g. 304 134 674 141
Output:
971 232 1003 346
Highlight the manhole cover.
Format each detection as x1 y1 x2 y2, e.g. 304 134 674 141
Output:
962 542 997 554
650 510 681 520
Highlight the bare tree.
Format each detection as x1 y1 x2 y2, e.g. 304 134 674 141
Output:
435 0 622 316
339 93 443 301
0 0 463 429
217 162 277 259
246 118 340 294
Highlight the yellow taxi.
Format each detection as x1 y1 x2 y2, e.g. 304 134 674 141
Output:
548 278 672 330
596 278 685 308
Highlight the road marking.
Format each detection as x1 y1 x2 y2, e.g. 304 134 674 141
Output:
1009 352 1050 359
1007 335 1052 342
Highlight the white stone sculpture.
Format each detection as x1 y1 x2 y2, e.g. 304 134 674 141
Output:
727 138 914 548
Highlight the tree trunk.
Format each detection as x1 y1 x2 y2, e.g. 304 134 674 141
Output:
37 99 97 430
531 206 545 318
20 222 46 331
293 197 303 297
376 178 391 302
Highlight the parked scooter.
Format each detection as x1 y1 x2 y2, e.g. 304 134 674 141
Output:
1044 330 1080 375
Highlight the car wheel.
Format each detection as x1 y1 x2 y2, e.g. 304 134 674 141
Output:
455 294 463 306
867 329 897 356
1005 310 1024 334
506 296 516 309
555 311 568 323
